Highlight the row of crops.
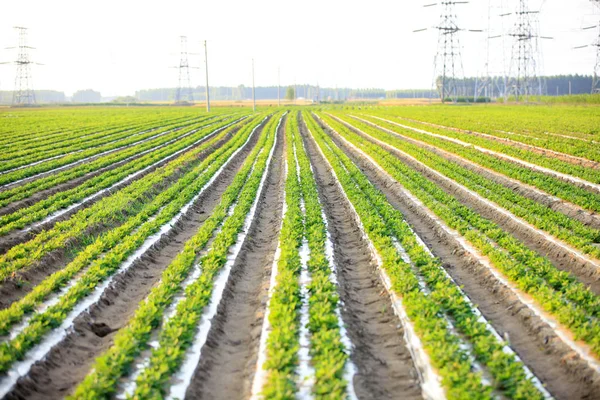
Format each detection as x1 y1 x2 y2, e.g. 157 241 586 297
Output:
0 104 598 399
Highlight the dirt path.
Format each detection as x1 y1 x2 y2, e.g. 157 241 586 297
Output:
317 117 600 400
0 126 244 311
184 116 285 400
2 119 267 400
337 117 600 294
300 117 422 400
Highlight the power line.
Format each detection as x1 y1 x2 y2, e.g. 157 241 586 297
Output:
475 0 510 101
252 58 256 112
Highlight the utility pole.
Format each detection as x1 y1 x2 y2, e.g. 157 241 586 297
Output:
2 27 39 107
278 66 280 106
252 58 256 112
317 83 320 103
204 40 210 112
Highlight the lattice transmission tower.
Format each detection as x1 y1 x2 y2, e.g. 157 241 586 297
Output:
173 36 195 105
415 1 481 103
591 0 600 93
1 27 38 106
505 0 551 101
574 0 600 93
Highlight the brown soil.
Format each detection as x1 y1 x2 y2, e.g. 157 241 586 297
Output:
0 125 244 309
316 115 600 400
0 128 203 218
184 115 285 400
1 120 267 400
337 117 600 294
353 115 600 231
300 115 422 400
0 121 202 193
0 124 233 253
396 116 600 170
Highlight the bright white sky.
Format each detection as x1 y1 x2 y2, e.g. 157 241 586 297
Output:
0 0 598 96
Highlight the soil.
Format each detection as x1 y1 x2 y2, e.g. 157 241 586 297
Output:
370 115 600 196
0 126 244 310
396 116 600 170
0 129 200 218
183 115 285 400
300 115 422 400
0 121 201 193
353 115 600 231
1 118 267 400
337 116 600 294
316 115 600 400
0 124 235 254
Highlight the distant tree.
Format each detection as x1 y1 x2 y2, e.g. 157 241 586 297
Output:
112 96 137 103
285 86 295 101
72 89 101 103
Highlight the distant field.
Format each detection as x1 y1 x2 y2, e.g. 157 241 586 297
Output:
0 104 599 399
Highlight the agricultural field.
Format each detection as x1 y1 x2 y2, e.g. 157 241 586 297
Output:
0 104 599 400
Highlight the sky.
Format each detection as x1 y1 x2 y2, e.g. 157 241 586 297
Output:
0 0 598 96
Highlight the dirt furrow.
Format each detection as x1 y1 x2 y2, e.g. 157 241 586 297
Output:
352 115 600 231
317 117 600 400
336 117 600 293
0 125 246 310
300 118 422 400
369 115 600 196
0 122 241 256
0 127 207 218
1 120 266 400
0 120 209 192
393 115 600 169
183 117 285 400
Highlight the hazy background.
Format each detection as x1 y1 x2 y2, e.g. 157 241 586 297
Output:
1 0 598 97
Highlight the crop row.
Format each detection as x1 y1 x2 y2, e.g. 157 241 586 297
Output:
260 112 349 398
0 114 233 186
369 110 600 185
0 114 273 379
0 114 237 209
0 115 245 235
0 113 202 164
72 112 283 399
0 115 250 281
316 112 600 357
304 111 545 399
0 114 211 173
355 114 600 214
0 108 205 149
0 116 265 341
331 113 600 260
374 105 600 153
